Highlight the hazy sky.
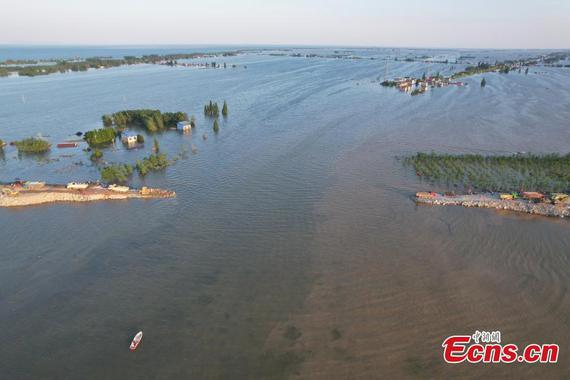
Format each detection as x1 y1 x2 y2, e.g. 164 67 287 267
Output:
1 0 569 48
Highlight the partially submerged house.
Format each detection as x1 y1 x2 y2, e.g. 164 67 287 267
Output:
176 121 192 132
121 130 138 145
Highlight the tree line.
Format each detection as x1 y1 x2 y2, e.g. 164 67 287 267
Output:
102 110 189 132
0 51 243 78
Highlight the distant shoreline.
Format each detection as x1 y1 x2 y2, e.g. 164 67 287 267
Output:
0 50 243 78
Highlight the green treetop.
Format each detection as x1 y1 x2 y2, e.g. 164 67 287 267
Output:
84 128 117 147
102 115 113 127
14 137 50 153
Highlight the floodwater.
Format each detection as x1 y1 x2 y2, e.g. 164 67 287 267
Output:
0 47 569 379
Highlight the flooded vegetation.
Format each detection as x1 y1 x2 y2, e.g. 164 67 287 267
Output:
100 163 134 183
84 128 117 146
13 137 51 153
404 152 570 192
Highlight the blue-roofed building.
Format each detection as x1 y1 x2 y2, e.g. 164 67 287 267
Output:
121 130 138 144
177 121 192 131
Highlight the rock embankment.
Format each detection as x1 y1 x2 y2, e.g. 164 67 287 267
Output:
0 184 175 208
415 193 570 218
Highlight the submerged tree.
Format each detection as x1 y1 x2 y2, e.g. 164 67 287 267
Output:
90 149 103 161
222 101 228 117
204 101 220 117
481 77 487 87
102 114 113 127
84 128 116 147
136 153 169 176
213 119 220 133
100 164 133 183
153 137 160 153
14 137 50 153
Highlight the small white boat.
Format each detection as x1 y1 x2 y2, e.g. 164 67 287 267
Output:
130 331 143 351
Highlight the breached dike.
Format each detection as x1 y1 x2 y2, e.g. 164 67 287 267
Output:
0 182 175 208
415 192 570 218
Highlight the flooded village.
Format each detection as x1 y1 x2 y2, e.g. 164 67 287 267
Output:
381 51 569 95
382 75 465 95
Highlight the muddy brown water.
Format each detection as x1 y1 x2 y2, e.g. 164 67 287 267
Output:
0 47 569 378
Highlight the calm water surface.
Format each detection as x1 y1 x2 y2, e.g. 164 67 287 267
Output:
1 47 569 379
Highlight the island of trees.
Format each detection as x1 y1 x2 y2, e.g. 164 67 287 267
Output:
84 128 117 147
102 109 189 132
101 164 134 183
136 152 169 176
451 62 512 80
404 152 570 193
14 138 51 153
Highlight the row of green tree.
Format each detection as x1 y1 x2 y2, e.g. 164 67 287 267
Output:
1 51 242 78
451 61 523 80
102 110 189 132
204 101 228 118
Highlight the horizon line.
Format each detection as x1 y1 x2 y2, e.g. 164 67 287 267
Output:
1 43 569 51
